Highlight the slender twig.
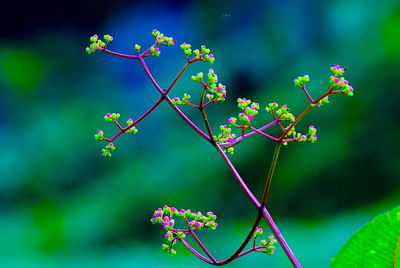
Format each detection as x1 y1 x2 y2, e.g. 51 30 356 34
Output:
98 42 303 267
101 48 139 59
261 143 282 205
301 85 315 103
248 126 279 142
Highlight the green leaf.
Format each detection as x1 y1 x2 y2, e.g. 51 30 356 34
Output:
331 205 400 268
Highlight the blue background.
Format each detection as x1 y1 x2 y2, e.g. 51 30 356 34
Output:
1 0 399 267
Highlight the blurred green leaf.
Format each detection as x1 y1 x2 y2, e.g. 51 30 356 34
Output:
2 49 42 91
331 205 400 267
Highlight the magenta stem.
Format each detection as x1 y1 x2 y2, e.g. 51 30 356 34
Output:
98 45 302 267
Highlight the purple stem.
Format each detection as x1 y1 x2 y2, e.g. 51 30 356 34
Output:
301 85 315 103
99 47 301 266
108 97 164 142
218 119 279 147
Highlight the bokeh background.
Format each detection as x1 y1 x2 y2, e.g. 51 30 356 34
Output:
1 0 399 267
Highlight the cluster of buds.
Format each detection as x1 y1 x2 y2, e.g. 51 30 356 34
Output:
227 117 237 127
150 46 161 57
313 96 330 107
260 234 278 255
94 130 104 141
152 29 175 47
180 42 193 56
104 112 120 122
86 34 113 54
265 103 295 122
294 75 310 88
202 45 215 64
237 98 259 123
191 71 204 82
172 93 191 105
254 226 263 238
276 105 295 122
102 142 115 157
180 43 215 63
187 211 218 230
295 125 317 143
329 65 354 96
126 119 139 134
151 206 218 255
208 83 227 101
330 65 345 77
134 44 141 52
252 227 277 255
202 69 225 101
214 125 236 154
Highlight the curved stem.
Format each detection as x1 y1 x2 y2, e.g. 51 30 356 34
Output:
215 143 301 267
138 56 164 95
108 97 164 142
101 48 139 60
180 239 214 264
165 95 212 142
261 143 282 205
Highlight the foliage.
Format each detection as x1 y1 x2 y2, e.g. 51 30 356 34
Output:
331 205 400 268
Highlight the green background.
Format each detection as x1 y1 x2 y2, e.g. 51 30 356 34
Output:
1 0 399 267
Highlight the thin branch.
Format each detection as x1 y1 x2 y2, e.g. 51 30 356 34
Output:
261 143 282 206
248 126 279 142
301 85 315 103
180 239 214 264
218 119 279 147
101 48 139 60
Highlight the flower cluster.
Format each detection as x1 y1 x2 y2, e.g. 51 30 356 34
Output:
85 34 113 54
134 44 141 52
150 46 161 57
172 93 191 105
180 43 215 63
202 69 226 102
330 65 345 77
191 71 204 82
151 205 218 255
254 226 263 238
102 142 115 157
295 125 317 143
329 65 354 96
180 42 192 56
259 234 278 255
152 29 175 47
213 125 236 154
237 98 259 124
126 119 139 134
294 75 310 88
104 112 120 122
94 130 104 141
313 96 330 107
252 227 277 255
265 103 295 122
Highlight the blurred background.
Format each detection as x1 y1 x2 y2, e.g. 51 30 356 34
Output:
0 0 399 267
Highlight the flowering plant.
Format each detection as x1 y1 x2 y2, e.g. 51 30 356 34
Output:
87 30 354 267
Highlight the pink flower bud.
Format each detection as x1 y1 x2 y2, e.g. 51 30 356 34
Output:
248 114 254 120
